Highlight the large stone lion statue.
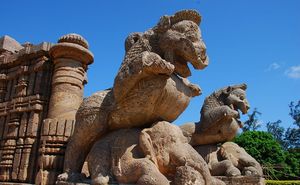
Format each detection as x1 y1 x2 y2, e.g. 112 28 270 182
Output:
59 10 209 181
181 84 250 146
86 121 225 185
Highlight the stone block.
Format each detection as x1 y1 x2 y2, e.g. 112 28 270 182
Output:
0 35 23 53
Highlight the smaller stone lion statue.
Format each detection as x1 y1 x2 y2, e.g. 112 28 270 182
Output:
180 84 263 178
181 84 250 146
86 121 225 185
195 142 263 177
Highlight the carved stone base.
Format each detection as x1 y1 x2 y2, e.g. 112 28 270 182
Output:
56 176 264 185
0 183 34 185
56 181 134 185
56 182 90 185
216 176 265 185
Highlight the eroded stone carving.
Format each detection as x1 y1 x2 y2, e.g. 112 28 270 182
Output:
0 36 53 183
36 33 93 185
181 84 263 180
59 9 209 181
181 84 250 146
1 9 265 185
87 121 224 185
195 142 263 177
0 34 93 184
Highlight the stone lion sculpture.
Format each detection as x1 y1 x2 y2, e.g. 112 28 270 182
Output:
181 84 250 146
194 142 263 177
59 10 209 181
180 84 263 178
87 121 225 185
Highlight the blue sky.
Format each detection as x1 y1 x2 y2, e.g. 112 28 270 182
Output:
1 0 299 130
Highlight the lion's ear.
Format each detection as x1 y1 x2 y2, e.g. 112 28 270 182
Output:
240 83 247 90
125 32 142 52
156 15 171 33
225 86 233 95
231 83 247 91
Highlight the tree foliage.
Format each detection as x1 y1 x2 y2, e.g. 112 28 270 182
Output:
266 120 286 148
289 101 300 126
234 131 300 180
285 101 300 149
242 108 262 132
235 101 300 180
245 102 300 149
234 131 285 164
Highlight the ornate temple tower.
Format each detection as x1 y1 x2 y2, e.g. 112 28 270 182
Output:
0 35 53 183
0 34 93 185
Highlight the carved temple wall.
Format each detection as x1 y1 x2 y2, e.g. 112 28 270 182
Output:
0 34 93 185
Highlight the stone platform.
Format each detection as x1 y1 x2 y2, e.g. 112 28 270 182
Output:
1 176 265 185
55 176 265 185
0 183 34 185
216 176 265 185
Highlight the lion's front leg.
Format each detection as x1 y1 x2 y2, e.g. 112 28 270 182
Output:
114 51 174 102
199 105 239 131
142 51 174 75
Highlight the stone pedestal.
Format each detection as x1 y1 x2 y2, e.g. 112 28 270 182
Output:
216 176 265 185
56 177 265 185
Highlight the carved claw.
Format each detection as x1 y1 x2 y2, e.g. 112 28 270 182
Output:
223 107 239 119
143 52 175 75
139 129 158 167
91 175 109 185
57 172 86 183
57 172 69 181
189 83 202 97
243 166 260 176
226 167 241 177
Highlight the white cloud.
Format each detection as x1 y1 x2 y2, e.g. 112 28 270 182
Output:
266 62 280 71
285 65 300 79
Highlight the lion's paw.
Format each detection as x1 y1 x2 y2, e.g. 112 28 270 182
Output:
57 172 86 182
223 107 239 119
57 172 69 181
243 166 260 176
143 52 175 75
92 175 109 185
226 167 241 176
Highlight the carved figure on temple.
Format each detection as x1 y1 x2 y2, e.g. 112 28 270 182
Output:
180 84 264 180
195 142 263 177
181 84 250 146
87 121 225 185
59 9 209 181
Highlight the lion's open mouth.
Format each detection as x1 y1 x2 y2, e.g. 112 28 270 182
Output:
173 53 209 78
231 104 244 128
190 54 209 70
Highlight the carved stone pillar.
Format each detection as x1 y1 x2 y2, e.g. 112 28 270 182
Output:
36 34 93 185
47 34 93 120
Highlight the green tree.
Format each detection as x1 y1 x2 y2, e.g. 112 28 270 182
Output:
284 149 300 180
234 131 300 180
284 101 300 149
242 108 262 132
266 120 286 148
289 101 300 126
234 131 285 165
